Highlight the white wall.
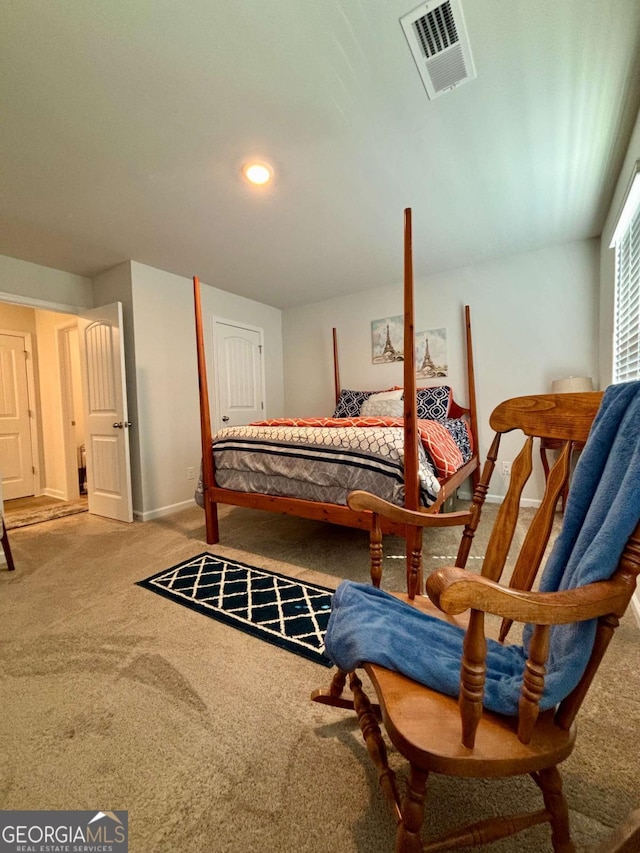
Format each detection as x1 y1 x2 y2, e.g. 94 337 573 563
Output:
128 263 284 519
0 302 37 334
0 255 92 310
283 238 599 502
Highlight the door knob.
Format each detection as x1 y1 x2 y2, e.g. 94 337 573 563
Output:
222 416 230 422
113 422 123 428
124 421 132 428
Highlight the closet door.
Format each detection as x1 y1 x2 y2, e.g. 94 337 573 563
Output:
213 319 265 430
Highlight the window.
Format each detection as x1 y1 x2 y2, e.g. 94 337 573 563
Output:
611 161 640 383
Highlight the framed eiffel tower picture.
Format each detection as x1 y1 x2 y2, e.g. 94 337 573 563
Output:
415 327 448 378
371 315 404 363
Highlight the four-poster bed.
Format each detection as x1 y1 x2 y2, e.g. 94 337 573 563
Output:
193 209 480 559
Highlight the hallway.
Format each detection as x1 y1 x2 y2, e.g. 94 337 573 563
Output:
4 495 88 529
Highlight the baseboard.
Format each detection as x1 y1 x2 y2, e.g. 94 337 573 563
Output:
133 498 197 522
42 487 66 500
484 493 541 508
457 489 541 508
630 590 640 630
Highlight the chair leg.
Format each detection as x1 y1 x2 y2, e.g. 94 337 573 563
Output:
396 766 429 853
350 671 401 816
533 766 575 853
1 527 15 572
310 668 356 710
323 668 348 699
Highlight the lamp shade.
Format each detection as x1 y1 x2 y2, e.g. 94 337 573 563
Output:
551 376 594 393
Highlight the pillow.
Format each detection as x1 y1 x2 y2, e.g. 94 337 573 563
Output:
416 385 451 420
360 397 405 418
333 388 397 418
365 389 403 402
441 417 473 462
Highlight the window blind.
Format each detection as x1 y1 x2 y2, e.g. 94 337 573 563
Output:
613 202 640 383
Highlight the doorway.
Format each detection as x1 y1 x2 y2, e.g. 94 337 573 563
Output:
0 297 133 526
0 302 85 517
3 493 88 530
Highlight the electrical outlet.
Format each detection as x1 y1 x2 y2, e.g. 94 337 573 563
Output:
501 462 511 477
187 466 195 480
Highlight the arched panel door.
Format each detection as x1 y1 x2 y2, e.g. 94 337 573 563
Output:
78 302 133 522
0 333 34 500
213 320 265 430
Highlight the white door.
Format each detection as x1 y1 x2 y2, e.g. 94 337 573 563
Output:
213 320 265 430
58 324 84 502
0 333 35 500
78 303 133 522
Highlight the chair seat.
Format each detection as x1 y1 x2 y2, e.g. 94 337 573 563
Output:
365 662 576 779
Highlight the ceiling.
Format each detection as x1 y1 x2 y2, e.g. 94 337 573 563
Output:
1 0 640 309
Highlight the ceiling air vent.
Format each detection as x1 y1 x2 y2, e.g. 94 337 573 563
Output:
400 0 476 100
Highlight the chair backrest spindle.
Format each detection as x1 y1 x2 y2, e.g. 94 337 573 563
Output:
369 512 383 588
455 432 501 569
499 442 573 641
480 437 534 583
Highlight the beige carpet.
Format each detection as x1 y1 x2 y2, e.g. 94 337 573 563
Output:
0 503 638 853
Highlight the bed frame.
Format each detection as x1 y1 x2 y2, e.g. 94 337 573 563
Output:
194 209 480 552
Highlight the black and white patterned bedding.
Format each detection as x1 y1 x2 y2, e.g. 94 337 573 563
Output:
195 424 441 508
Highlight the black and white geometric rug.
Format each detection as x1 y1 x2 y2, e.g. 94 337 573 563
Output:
137 553 334 666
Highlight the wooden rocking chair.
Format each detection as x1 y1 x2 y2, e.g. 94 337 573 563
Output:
1 480 16 572
312 388 640 852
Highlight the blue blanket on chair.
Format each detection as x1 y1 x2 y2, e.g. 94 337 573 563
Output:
324 381 640 715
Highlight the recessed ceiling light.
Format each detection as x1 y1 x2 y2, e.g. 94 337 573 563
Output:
242 161 273 186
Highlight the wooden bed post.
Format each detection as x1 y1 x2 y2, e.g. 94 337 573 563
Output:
333 327 340 407
403 209 423 598
193 276 219 544
464 305 480 489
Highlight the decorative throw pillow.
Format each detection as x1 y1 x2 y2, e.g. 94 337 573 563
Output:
360 397 405 418
333 388 397 418
441 417 473 462
416 385 452 420
333 389 374 418
364 389 404 402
